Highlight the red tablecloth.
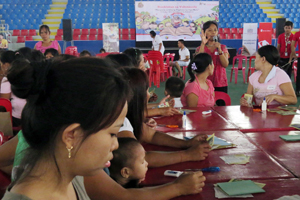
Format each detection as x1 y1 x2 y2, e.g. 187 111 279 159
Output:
142 130 294 186
170 178 300 200
245 130 300 177
154 107 238 132
212 106 300 132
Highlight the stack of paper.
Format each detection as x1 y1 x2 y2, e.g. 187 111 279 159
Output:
220 154 250 165
279 135 300 141
275 195 300 200
214 180 265 199
184 134 236 150
268 106 299 115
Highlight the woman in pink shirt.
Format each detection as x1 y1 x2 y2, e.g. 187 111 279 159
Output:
34 25 61 54
241 45 297 106
195 21 229 93
181 53 215 107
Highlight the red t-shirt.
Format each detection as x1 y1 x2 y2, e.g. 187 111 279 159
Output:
196 44 229 87
278 33 293 58
292 31 300 56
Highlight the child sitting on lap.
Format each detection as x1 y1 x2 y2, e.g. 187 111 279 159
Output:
109 137 148 188
165 76 185 108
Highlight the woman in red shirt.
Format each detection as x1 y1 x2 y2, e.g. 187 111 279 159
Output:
277 21 294 77
195 21 229 93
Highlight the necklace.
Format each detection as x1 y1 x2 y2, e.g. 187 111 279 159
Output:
206 44 215 47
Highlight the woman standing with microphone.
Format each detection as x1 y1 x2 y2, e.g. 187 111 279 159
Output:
195 21 229 93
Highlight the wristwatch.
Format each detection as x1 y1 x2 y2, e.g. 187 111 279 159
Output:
218 51 223 55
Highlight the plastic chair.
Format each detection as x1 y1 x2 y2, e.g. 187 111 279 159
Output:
223 28 230 34
215 91 231 106
98 28 103 35
231 28 238 34
90 28 97 35
20 29 28 36
122 34 129 40
89 34 96 40
80 35 88 40
73 35 79 40
17 36 25 43
293 60 298 82
29 29 36 36
65 46 79 56
81 29 89 35
130 34 135 40
57 29 63 36
163 53 173 77
148 51 170 88
97 34 103 40
122 29 129 34
247 56 256 83
25 36 33 41
230 54 248 84
55 35 62 40
96 52 119 58
73 29 80 36
12 29 20 36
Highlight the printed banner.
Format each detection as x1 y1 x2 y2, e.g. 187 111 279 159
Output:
135 1 219 41
242 23 258 56
102 23 119 52
258 22 273 48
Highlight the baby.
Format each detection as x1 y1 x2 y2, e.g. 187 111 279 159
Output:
164 76 185 108
109 138 148 188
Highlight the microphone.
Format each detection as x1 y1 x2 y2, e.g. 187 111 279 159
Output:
213 35 218 42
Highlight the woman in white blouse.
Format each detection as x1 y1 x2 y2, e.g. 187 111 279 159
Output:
150 30 165 55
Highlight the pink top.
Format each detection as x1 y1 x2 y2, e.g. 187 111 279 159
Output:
0 77 27 119
181 78 215 107
249 66 291 105
196 44 229 87
35 40 59 53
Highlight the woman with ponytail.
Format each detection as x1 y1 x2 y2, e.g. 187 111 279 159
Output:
181 53 215 107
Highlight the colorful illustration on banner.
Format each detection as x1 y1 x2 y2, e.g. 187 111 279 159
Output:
135 1 219 41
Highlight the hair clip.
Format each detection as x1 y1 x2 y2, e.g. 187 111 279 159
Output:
191 63 197 70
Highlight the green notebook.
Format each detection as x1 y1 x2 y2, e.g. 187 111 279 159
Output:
217 180 265 196
279 135 300 141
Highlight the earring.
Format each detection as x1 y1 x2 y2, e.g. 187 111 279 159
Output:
66 146 73 159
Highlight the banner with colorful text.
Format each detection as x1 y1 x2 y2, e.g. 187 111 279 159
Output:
102 23 119 52
258 22 273 48
135 1 219 41
242 23 258 56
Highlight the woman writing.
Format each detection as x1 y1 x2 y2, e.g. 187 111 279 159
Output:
34 25 61 54
2 57 129 199
196 21 229 93
240 45 297 106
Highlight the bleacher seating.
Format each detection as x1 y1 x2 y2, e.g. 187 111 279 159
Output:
0 0 297 42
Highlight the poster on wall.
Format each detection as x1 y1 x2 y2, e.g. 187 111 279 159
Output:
135 1 219 41
258 22 273 48
242 23 258 56
102 23 119 52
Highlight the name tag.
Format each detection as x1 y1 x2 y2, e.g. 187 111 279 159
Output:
215 51 219 55
285 52 288 56
267 85 276 90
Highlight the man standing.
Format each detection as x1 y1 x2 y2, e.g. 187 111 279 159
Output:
171 39 190 78
277 21 293 77
0 33 8 50
290 23 300 95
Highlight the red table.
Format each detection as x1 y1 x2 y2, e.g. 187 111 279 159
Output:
154 107 238 132
212 105 300 132
170 178 300 200
245 131 300 177
142 131 294 186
